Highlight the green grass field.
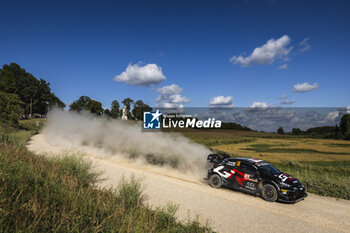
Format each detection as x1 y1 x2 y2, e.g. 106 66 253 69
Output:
173 128 350 200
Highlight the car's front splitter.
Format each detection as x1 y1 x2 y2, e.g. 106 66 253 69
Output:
279 192 308 203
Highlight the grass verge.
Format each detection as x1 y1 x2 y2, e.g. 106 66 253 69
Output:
0 126 211 232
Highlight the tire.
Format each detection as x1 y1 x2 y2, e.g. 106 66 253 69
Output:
261 184 278 202
209 174 222 188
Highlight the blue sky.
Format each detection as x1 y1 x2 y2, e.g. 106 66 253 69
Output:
1 0 349 108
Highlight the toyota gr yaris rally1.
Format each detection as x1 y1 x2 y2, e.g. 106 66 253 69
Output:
207 154 307 203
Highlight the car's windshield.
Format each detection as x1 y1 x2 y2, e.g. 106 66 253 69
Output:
258 164 280 176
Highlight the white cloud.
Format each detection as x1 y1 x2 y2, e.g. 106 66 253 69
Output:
114 63 166 86
230 35 292 67
299 37 311 52
157 102 184 108
209 96 233 108
293 82 319 92
327 111 339 120
280 94 287 99
278 64 288 69
250 102 270 109
280 99 296 105
156 84 190 108
156 84 183 96
169 94 190 103
347 105 350 114
279 94 296 105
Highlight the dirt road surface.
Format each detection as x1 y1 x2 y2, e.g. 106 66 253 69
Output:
27 134 350 233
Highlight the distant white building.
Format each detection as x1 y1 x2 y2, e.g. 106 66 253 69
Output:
122 106 128 120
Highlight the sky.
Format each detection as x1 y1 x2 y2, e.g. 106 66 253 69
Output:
1 0 349 109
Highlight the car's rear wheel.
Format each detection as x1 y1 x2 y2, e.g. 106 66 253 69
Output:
209 174 222 188
261 184 278 202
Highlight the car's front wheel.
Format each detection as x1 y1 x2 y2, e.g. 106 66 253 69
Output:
261 184 278 202
209 174 222 188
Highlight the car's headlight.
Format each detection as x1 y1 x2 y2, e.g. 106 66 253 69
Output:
280 182 291 188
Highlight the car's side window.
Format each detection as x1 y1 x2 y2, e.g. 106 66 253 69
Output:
239 163 256 174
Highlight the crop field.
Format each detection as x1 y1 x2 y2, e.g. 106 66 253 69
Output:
171 128 350 200
172 128 350 161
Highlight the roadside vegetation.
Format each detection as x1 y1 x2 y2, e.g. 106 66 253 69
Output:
177 128 350 200
0 122 211 232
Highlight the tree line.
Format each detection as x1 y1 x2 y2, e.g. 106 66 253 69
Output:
0 63 154 127
0 63 65 127
277 114 350 140
68 96 152 120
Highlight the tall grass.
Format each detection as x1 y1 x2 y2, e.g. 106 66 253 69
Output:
18 118 45 132
0 127 211 232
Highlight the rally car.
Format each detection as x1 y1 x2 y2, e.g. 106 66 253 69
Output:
207 154 307 203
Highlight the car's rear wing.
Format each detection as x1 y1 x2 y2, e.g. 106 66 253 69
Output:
207 153 230 163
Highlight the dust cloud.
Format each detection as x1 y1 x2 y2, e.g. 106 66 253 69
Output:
42 109 211 175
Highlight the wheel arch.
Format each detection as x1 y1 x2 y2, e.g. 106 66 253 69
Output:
261 180 280 191
208 173 223 188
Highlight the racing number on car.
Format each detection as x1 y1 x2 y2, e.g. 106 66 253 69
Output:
213 166 235 178
279 174 288 182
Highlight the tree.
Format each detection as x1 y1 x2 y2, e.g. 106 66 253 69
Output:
110 100 120 119
104 108 111 117
219 122 252 131
0 91 24 127
122 98 134 119
89 100 104 115
122 98 133 111
69 96 103 115
340 114 350 139
277 127 285 134
69 96 91 112
306 126 336 137
132 100 152 120
292 128 304 135
335 125 340 139
0 63 65 115
48 93 65 109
